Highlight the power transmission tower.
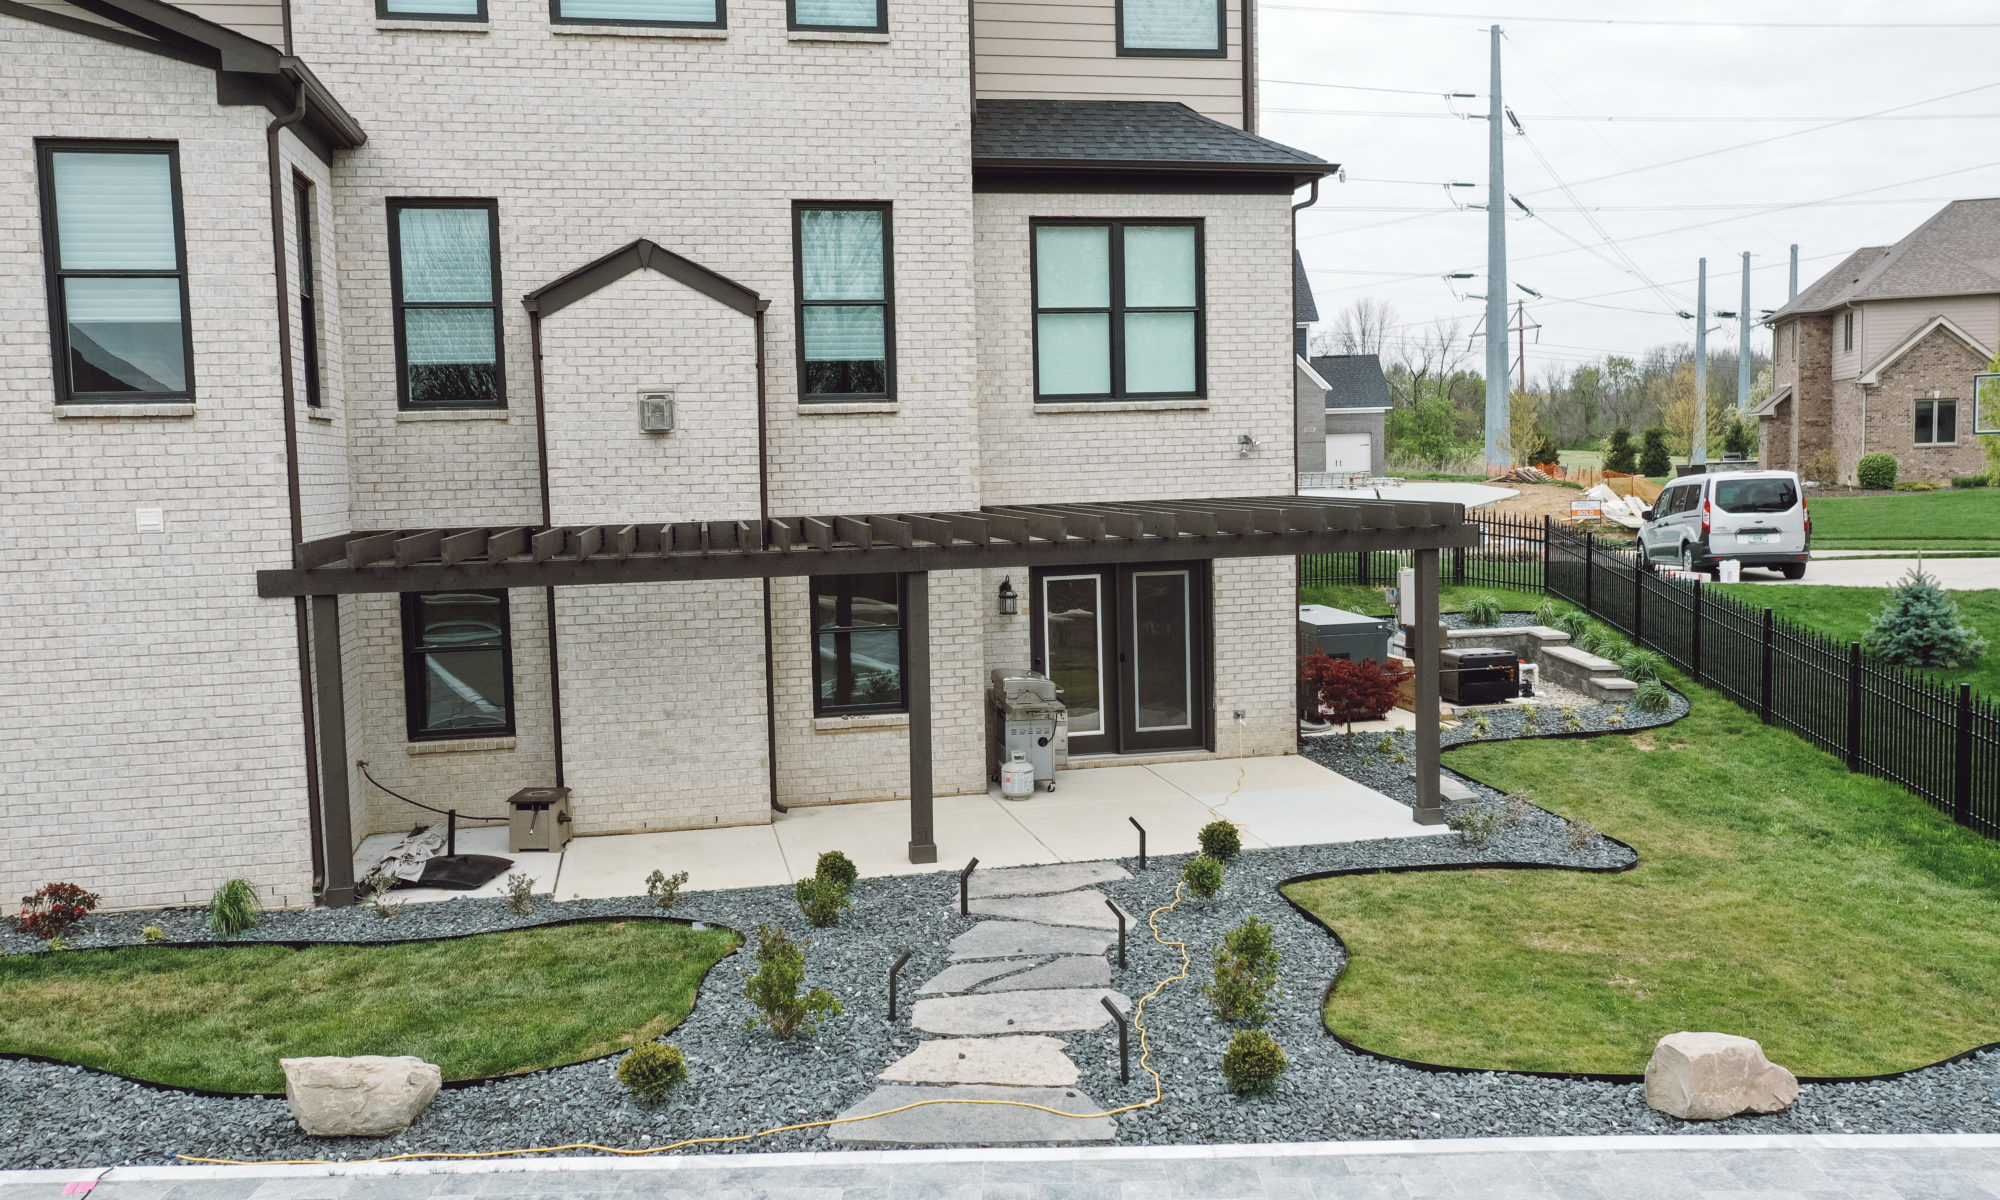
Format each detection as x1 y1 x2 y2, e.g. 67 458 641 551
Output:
1510 300 1540 391
1738 251 1752 413
1483 24 1509 471
1693 258 1708 468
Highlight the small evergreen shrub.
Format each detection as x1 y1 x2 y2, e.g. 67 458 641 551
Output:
1197 820 1242 861
1206 916 1282 1025
1183 855 1224 900
795 875 851 927
12 882 100 941
1221 1029 1288 1094
503 873 535 916
1722 414 1753 458
1952 475 1991 489
1602 427 1637 475
1638 428 1671 477
208 878 262 938
616 1041 687 1102
1463 594 1503 627
645 869 689 909
1856 452 1898 490
1619 648 1666 683
813 851 859 890
1633 678 1672 713
742 924 842 1040
1864 566 1988 669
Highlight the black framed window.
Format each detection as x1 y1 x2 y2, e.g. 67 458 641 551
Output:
402 591 514 740
1916 398 1958 445
1033 219 1203 401
1117 0 1224 56
794 203 893 400
378 0 486 17
36 140 194 404
812 575 904 715
1842 311 1854 352
790 0 883 30
552 0 722 27
294 175 322 408
388 199 504 409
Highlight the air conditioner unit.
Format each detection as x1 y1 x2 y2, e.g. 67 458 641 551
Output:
637 391 674 433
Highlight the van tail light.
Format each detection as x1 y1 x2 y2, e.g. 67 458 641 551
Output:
1701 496 1711 541
1802 495 1810 536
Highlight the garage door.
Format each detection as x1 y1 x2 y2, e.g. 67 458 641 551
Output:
1325 433 1371 472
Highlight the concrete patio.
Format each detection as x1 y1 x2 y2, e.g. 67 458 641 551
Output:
355 754 1447 905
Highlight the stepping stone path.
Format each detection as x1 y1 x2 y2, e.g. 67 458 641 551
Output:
829 860 1136 1146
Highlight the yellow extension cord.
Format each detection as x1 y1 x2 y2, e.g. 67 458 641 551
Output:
177 722 1256 1168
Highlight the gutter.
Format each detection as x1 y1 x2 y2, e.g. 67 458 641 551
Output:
526 304 566 789
756 300 786 815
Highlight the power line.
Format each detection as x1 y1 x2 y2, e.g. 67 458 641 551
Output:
1303 197 1986 212
1267 106 2000 122
1264 6 2000 29
1261 78 1469 96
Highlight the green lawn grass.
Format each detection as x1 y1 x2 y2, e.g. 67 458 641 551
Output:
1283 671 2000 1076
1713 583 2000 699
0 919 740 1093
1299 582 1554 617
1809 489 2000 550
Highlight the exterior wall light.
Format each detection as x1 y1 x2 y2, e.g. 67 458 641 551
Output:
998 576 1018 616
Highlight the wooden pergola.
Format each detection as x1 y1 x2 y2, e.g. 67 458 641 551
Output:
261 496 1473 903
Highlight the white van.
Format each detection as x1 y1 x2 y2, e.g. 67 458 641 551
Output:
1639 469 1811 579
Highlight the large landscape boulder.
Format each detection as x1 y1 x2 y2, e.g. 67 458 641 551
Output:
1644 1032 1798 1120
282 1055 441 1137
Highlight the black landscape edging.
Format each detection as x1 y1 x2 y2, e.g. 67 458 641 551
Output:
0 913 741 1099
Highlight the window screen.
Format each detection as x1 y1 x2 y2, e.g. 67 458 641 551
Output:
796 205 892 399
1034 220 1202 400
791 0 881 29
389 201 503 408
1120 0 1223 53
554 0 721 25
38 142 192 403
812 575 904 714
403 591 514 740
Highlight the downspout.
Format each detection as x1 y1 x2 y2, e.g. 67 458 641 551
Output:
527 303 565 788
1240 0 1256 133
757 300 786 814
1289 176 1317 755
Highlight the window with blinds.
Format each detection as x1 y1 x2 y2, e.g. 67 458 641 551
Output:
379 0 486 18
388 200 504 409
1033 219 1203 401
790 0 883 30
37 141 193 404
794 204 893 400
553 0 722 26
1118 0 1224 55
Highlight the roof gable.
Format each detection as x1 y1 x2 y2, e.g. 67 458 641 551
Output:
524 239 763 320
1294 251 1319 325
1857 313 1996 386
973 100 1333 189
1310 354 1392 410
1769 199 2000 321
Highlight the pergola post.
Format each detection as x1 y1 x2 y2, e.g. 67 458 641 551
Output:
1410 548 1446 825
906 570 937 863
309 595 357 906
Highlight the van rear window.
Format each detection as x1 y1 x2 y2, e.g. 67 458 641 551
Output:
1714 478 1798 514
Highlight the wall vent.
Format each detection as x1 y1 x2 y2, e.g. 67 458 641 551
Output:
638 391 674 433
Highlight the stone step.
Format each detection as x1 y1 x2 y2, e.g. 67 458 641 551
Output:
967 861 1131 900
912 988 1131 1036
827 1084 1115 1146
917 959 1038 996
976 956 1109 993
949 921 1115 961
967 889 1133 931
878 1036 1078 1087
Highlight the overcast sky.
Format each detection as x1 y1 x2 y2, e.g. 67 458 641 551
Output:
1262 0 2000 382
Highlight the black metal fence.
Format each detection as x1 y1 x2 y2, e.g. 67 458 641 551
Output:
1303 512 2000 842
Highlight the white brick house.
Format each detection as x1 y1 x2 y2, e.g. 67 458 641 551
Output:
2 0 1469 910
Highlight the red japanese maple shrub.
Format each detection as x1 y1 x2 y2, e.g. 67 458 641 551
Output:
14 882 100 940
1300 652 1414 746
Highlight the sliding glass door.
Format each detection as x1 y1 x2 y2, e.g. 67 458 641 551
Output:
1032 562 1209 756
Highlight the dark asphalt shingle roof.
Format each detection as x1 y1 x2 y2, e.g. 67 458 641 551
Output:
1770 199 2000 321
1310 354 1392 410
1294 251 1319 324
973 100 1331 174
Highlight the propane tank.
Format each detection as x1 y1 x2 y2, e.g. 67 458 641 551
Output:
1000 752 1035 800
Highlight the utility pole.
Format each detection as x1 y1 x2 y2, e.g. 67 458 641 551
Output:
1789 243 1799 301
1483 24 1509 471
1738 251 1752 413
1693 257 1708 468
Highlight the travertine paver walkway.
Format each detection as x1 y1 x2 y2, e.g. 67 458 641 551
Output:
829 861 1136 1146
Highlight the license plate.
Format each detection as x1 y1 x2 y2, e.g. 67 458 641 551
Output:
1741 533 1777 544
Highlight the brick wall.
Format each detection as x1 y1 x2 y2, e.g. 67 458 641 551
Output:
1859 326 1990 484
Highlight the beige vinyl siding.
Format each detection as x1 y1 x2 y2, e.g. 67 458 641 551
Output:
1833 308 1861 380
1859 295 2000 369
175 0 285 46
975 0 1245 128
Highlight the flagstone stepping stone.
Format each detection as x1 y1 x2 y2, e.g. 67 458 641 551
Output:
912 989 1130 1036
975 955 1110 993
967 861 1131 900
968 889 1132 930
878 1036 1078 1087
917 959 1038 995
948 921 1115 961
828 1084 1115 1145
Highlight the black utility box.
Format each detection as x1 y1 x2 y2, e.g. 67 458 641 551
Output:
1441 649 1519 706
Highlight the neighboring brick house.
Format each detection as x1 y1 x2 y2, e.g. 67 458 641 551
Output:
3 0 1472 910
1758 199 2000 484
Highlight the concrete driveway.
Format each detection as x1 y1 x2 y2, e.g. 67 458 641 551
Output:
1730 556 2000 590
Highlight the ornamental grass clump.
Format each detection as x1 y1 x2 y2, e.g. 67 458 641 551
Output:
208 878 261 938
741 924 841 1040
1182 855 1224 901
1463 594 1503 627
1633 678 1672 713
1864 565 1988 669
1220 1029 1288 1095
1552 610 1591 641
1206 916 1281 1025
1532 599 1565 629
1197 820 1242 862
1619 648 1666 684
12 882 100 941
615 1041 688 1103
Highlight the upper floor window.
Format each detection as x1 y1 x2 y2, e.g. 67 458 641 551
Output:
1033 219 1203 401
37 141 193 404
388 199 504 409
379 0 486 18
790 0 883 30
1842 310 1854 353
795 204 893 400
403 590 514 740
1118 0 1224 56
294 175 322 409
812 575 904 715
1916 398 1958 445
553 0 723 27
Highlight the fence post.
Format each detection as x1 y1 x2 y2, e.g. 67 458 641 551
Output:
1583 533 1595 615
1759 608 1775 724
1451 545 1465 586
1632 558 1645 648
1956 683 1975 827
1845 642 1863 773
1690 580 1703 683
1357 550 1370 587
1541 515 1552 595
